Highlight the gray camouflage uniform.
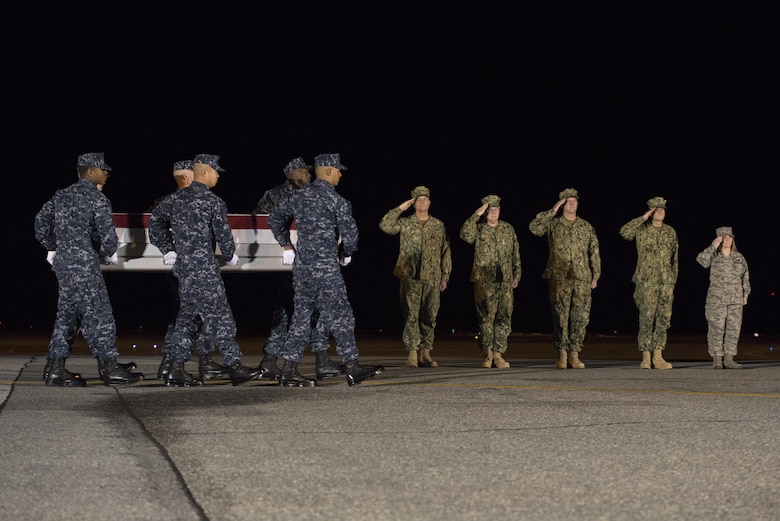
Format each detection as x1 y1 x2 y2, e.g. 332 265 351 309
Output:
696 245 751 357
268 178 360 363
35 178 119 360
379 207 452 354
148 182 244 366
529 206 600 352
619 217 679 351
460 212 521 354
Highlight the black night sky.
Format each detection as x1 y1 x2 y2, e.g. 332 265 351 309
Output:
2 2 778 340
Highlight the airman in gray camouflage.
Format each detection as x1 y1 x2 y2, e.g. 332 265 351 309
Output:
696 227 750 369
268 153 383 387
149 154 261 386
619 196 677 369
460 195 521 368
529 188 600 369
35 152 143 386
380 185 452 368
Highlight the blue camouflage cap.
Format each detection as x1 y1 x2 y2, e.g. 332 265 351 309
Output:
77 152 112 171
314 153 348 170
283 157 312 176
193 153 225 172
173 160 194 171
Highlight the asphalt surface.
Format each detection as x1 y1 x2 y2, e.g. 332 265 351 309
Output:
1 332 779 521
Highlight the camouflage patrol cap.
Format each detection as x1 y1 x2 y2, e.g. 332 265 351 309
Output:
647 196 667 209
314 153 348 170
481 195 501 207
411 186 431 198
193 153 225 172
283 157 312 176
77 152 112 171
716 226 734 237
173 160 193 171
558 188 578 200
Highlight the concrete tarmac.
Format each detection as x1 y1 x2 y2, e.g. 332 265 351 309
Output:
1 333 779 521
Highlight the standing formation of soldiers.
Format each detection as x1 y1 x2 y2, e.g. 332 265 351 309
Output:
36 153 752 387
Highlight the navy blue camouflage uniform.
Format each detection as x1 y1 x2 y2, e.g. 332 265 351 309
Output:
254 180 330 357
35 178 119 360
268 178 359 363
148 193 216 359
148 182 244 366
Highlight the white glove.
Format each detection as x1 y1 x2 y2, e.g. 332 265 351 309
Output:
163 251 177 265
339 255 352 267
46 251 56 265
226 253 239 266
104 252 118 265
282 249 295 265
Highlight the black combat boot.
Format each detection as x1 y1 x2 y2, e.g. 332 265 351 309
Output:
157 354 173 380
45 358 87 387
99 357 144 385
280 360 316 387
198 354 230 380
345 360 384 387
96 358 138 373
315 351 345 379
256 352 282 381
166 360 203 387
228 362 261 386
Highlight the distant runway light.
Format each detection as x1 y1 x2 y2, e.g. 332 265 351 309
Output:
132 344 137 349
613 330 618 334
754 332 759 337
451 329 455 334
152 344 158 349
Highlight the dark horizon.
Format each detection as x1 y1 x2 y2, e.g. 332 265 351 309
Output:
2 3 777 338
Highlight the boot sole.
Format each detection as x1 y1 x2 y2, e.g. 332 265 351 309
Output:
45 380 87 387
102 375 144 386
280 380 317 387
346 367 384 387
166 380 204 387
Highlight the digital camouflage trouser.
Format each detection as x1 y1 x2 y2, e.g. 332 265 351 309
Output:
548 278 591 352
474 281 514 354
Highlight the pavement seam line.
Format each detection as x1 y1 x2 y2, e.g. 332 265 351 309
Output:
112 388 211 521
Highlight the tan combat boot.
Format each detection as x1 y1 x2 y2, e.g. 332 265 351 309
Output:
493 351 510 368
481 350 493 368
723 354 742 369
652 349 672 369
555 350 568 369
419 348 438 367
640 351 652 369
568 351 585 369
406 349 419 368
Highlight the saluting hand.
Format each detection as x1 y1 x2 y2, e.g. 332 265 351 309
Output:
399 198 416 211
552 198 566 213
476 203 489 216
712 236 724 248
642 208 655 221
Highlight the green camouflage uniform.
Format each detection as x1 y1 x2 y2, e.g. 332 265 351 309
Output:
380 207 452 353
529 210 600 352
696 245 751 357
619 217 679 352
460 213 521 354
